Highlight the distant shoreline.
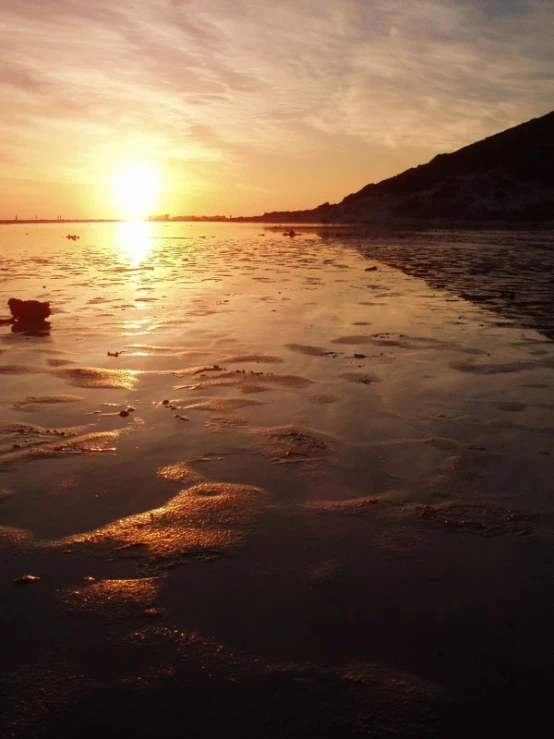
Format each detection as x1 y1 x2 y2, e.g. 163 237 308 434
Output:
0 219 120 225
0 218 552 230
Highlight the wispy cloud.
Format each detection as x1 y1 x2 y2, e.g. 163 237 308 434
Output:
0 0 552 214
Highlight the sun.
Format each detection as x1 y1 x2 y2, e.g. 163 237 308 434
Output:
112 164 159 220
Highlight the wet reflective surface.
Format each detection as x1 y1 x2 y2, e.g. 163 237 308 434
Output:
1 223 554 737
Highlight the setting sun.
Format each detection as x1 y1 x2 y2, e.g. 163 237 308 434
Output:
112 164 159 220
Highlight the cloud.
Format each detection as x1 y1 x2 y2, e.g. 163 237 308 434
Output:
0 0 552 212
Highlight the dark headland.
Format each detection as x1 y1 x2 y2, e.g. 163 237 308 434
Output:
237 110 554 227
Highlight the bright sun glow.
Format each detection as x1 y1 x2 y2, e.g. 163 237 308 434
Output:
112 164 159 220
115 220 153 266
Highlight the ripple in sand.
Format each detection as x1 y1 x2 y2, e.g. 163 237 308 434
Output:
47 358 76 367
184 397 263 412
176 377 269 394
339 371 379 385
0 430 121 468
450 360 535 375
303 489 405 517
310 393 339 404
165 399 258 432
251 424 337 471
87 296 116 304
186 308 219 317
172 364 226 376
489 400 527 412
205 414 249 432
424 436 466 452
54 367 138 389
176 370 313 393
57 482 267 565
220 353 283 364
305 497 380 516
0 526 32 547
415 503 537 536
250 372 314 389
331 335 372 345
11 394 85 410
127 345 209 359
61 577 162 618
126 344 175 353
285 343 335 356
0 364 40 374
174 350 213 359
0 421 87 437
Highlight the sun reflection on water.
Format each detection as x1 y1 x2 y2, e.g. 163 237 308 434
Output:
115 220 153 267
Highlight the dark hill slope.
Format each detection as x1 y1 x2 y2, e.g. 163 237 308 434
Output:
349 110 554 201
254 111 554 225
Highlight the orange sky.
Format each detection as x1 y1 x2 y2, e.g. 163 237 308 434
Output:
0 0 552 219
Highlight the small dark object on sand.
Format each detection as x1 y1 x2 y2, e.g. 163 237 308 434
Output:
365 266 378 272
284 230 296 238
66 234 80 241
13 574 41 585
141 608 162 618
8 298 51 324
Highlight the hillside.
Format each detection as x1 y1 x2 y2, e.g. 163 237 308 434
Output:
253 111 554 226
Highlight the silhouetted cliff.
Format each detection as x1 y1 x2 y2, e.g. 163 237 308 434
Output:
244 111 554 226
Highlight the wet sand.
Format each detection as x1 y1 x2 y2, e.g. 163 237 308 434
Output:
318 227 554 341
1 222 554 737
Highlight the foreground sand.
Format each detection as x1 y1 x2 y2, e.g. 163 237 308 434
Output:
1 222 554 737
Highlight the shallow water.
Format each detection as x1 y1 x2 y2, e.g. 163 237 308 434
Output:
1 222 554 737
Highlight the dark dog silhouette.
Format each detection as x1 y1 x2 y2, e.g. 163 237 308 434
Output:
8 298 51 323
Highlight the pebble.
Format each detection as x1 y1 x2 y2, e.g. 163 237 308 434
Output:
141 608 162 618
13 574 40 585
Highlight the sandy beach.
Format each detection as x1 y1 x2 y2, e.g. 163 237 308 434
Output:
1 222 554 737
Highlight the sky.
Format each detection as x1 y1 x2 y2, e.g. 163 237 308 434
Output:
0 0 553 219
